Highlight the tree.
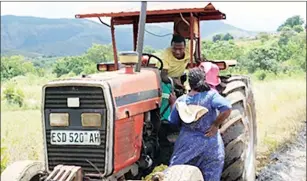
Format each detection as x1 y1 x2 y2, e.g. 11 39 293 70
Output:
278 26 296 46
1 55 36 80
53 58 73 77
202 40 243 60
143 45 156 54
284 32 307 70
85 44 113 63
277 15 304 31
52 56 92 77
258 32 269 43
82 64 97 75
212 34 223 42
293 25 304 33
223 33 234 41
243 47 280 74
52 43 115 77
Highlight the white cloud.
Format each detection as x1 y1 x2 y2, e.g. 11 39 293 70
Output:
1 1 306 31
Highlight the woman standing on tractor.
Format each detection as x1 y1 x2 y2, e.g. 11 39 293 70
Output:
168 67 232 181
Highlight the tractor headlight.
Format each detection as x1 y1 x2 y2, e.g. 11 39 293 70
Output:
50 113 69 127
81 113 101 127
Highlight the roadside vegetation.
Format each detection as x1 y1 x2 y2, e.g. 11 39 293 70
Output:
1 15 306 173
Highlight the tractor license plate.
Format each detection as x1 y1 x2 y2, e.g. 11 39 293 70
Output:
50 130 101 145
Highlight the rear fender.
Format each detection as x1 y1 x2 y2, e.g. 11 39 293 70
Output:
208 60 237 70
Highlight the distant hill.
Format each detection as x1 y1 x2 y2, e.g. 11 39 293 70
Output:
1 15 258 57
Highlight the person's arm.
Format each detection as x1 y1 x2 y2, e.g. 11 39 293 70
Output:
172 77 185 89
205 92 232 137
212 92 232 126
213 109 231 127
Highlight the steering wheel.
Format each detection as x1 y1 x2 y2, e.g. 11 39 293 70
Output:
142 53 164 70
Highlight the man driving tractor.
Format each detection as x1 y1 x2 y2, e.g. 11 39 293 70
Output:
158 34 191 123
158 34 191 89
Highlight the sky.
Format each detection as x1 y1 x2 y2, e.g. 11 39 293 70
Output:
1 1 306 32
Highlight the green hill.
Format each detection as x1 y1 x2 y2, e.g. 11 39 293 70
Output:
1 15 258 57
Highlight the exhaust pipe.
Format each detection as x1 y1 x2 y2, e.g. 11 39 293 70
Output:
135 1 147 72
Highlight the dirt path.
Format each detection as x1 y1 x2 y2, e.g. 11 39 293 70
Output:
257 122 306 181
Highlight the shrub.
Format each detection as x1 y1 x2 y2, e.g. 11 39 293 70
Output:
254 70 267 80
1 142 8 173
3 84 25 107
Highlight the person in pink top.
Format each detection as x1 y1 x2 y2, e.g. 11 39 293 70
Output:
199 62 221 92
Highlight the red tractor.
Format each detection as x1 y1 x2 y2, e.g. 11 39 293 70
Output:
1 2 257 181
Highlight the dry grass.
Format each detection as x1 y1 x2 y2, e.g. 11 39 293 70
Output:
1 74 306 171
1 74 52 111
253 77 306 169
1 110 44 164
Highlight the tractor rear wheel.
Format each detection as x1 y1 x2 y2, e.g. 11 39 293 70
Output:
1 160 43 181
219 75 257 181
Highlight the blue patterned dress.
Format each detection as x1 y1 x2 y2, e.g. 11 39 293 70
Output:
168 90 232 181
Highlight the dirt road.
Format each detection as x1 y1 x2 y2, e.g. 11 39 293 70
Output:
257 122 306 181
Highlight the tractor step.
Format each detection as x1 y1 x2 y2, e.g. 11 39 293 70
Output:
45 165 83 181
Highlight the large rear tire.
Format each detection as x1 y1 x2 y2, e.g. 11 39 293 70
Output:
219 75 257 181
1 160 43 181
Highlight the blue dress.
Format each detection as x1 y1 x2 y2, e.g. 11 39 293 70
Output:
168 90 232 181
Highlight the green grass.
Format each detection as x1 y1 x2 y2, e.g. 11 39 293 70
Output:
0 73 306 173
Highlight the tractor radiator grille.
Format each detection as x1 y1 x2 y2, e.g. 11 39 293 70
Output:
46 130 106 174
44 86 106 109
44 86 108 174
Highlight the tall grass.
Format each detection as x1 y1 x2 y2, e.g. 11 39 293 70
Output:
1 110 44 165
1 140 9 173
254 75 306 169
1 73 55 111
0 73 306 172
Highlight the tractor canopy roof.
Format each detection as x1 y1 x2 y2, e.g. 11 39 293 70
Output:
75 2 227 71
75 2 226 25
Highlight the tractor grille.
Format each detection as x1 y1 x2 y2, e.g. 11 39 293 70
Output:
46 130 106 173
44 86 106 109
44 86 108 174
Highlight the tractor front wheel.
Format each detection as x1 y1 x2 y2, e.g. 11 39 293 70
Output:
1 160 44 181
152 165 204 181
